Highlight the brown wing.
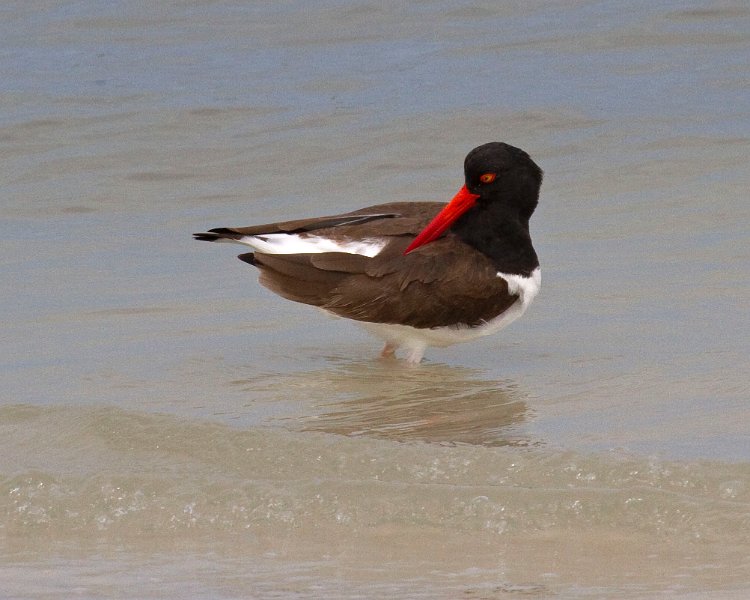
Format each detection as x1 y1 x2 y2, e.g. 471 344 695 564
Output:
246 236 518 329
195 202 443 242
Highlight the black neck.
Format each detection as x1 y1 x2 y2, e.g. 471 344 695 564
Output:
451 202 538 277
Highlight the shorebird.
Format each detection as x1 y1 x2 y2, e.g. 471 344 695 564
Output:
194 142 542 364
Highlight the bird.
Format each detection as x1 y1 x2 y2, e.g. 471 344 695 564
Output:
194 142 542 364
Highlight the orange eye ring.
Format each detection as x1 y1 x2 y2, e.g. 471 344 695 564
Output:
479 173 496 184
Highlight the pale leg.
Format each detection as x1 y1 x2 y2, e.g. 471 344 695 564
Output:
403 343 427 365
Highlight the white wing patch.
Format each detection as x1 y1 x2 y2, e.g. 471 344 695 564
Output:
230 233 387 257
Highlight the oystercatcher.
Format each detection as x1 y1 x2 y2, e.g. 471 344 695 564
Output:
194 142 542 364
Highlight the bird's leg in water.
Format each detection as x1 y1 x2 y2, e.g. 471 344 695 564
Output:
380 342 397 358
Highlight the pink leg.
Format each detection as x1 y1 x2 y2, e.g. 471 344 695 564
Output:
380 342 397 358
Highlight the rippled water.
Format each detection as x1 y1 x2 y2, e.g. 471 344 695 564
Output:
2 1 749 598
3 404 750 598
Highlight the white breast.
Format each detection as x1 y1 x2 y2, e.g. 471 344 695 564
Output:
497 267 541 308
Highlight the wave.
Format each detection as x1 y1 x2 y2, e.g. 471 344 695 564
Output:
1 404 748 544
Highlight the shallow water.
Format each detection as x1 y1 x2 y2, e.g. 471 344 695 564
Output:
2 1 749 598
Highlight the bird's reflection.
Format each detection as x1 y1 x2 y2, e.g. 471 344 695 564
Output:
236 357 533 447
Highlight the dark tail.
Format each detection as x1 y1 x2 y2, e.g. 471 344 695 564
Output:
238 252 257 266
193 228 244 242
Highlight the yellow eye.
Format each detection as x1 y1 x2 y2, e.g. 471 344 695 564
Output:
479 173 496 184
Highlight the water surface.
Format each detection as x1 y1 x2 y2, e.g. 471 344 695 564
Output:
1 1 749 598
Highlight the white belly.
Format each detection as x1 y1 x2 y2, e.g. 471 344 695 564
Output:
352 267 541 363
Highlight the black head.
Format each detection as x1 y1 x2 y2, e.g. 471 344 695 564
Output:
464 142 543 222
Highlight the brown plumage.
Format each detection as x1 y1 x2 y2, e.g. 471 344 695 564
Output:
237 230 517 329
194 142 543 363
